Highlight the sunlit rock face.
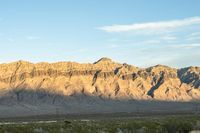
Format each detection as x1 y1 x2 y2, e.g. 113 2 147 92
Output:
0 58 199 102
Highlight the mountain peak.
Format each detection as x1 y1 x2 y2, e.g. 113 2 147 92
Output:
93 57 113 64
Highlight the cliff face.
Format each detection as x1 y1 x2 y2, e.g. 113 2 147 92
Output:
0 58 199 102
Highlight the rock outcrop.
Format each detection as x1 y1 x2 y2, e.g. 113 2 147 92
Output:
0 58 199 102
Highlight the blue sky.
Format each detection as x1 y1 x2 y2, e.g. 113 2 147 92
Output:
0 0 200 68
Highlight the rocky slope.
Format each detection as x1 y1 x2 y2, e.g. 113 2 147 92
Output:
0 57 200 101
0 58 200 118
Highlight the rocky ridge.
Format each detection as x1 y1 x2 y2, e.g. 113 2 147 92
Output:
0 57 199 102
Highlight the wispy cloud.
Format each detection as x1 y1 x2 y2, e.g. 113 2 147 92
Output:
170 43 200 49
160 35 177 41
97 17 200 68
98 17 200 33
187 32 200 37
186 32 200 41
186 36 200 41
138 40 161 45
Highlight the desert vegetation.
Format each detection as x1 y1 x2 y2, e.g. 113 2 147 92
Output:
0 115 200 133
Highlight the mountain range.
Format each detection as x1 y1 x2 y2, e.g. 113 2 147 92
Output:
0 58 199 117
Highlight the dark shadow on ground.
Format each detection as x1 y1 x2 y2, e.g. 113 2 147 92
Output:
0 88 199 118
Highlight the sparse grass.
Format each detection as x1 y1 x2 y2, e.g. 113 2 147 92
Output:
0 115 200 133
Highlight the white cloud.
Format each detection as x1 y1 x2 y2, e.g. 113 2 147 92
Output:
161 35 177 40
183 43 200 48
186 36 200 41
186 32 200 41
139 40 160 45
98 17 200 33
188 32 200 37
170 43 200 49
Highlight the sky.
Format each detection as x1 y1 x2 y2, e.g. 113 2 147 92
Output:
0 0 200 68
